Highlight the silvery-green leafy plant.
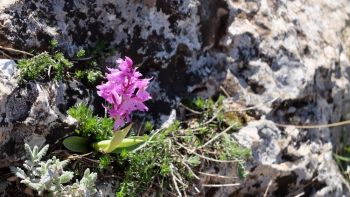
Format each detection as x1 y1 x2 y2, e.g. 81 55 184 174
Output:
11 144 97 196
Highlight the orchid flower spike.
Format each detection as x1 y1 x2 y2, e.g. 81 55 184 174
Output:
97 56 151 130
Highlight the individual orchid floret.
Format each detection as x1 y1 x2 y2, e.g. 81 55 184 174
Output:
97 56 151 129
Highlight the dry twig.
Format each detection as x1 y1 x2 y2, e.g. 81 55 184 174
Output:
199 124 238 149
176 141 239 163
198 172 238 179
170 164 183 197
220 85 231 97
132 129 162 152
0 50 13 59
67 152 93 160
275 120 350 129
202 106 223 125
179 102 202 115
224 97 279 113
201 183 240 187
0 45 34 56
263 179 273 197
181 160 200 180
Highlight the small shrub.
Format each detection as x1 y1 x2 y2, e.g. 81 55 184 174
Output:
68 103 113 141
115 97 251 196
17 52 72 81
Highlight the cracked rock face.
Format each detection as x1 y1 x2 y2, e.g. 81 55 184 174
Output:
1 0 350 196
0 60 94 168
0 0 230 118
222 0 350 196
233 120 350 196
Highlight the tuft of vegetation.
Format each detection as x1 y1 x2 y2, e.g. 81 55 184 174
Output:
115 96 251 196
63 96 250 196
68 103 114 141
76 49 86 58
17 52 72 82
17 40 105 85
49 39 58 48
335 144 350 182
333 128 350 185
99 155 112 170
11 144 97 196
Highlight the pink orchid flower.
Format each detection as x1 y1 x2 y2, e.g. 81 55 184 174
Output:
97 56 151 129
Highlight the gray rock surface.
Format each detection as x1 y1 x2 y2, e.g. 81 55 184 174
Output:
233 120 350 196
1 0 350 196
0 59 93 168
222 0 350 196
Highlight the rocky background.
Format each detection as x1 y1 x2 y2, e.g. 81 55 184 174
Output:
1 0 350 196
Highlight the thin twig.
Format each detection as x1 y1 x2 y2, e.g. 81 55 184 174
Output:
170 164 183 197
220 85 231 97
71 56 93 61
132 129 161 152
294 192 305 197
286 177 317 197
179 103 202 115
275 119 350 129
173 171 188 187
199 124 238 149
194 186 200 193
67 152 93 160
137 117 145 136
0 46 34 56
263 179 273 197
224 97 279 113
175 141 239 163
81 157 100 164
182 160 200 180
202 107 223 125
201 183 240 187
66 152 99 164
0 50 13 59
198 172 238 179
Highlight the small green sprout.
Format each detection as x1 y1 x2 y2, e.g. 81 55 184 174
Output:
76 49 86 58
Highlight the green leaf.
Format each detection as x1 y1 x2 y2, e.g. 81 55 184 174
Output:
112 142 145 154
186 156 200 167
144 121 153 132
194 97 205 110
101 124 132 153
237 162 248 179
93 135 146 154
76 49 86 58
116 138 146 148
63 136 91 153
59 171 74 184
345 146 350 153
334 154 350 162
50 39 58 48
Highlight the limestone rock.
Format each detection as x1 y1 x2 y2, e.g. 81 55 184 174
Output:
233 120 349 196
0 60 92 168
0 0 229 117
221 0 350 196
